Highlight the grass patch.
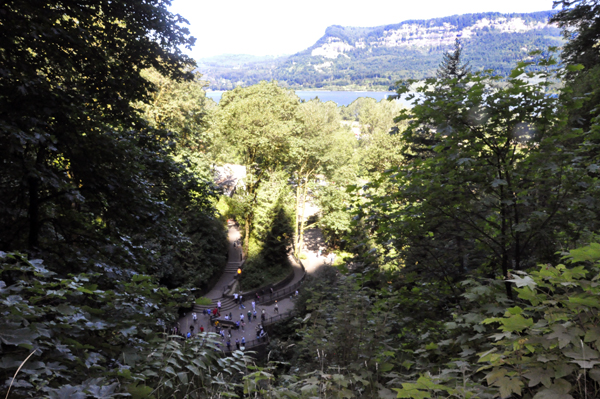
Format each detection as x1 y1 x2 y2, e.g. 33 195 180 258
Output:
195 297 212 306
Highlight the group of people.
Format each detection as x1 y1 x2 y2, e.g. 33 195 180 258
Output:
170 320 206 340
318 248 336 265
171 270 304 350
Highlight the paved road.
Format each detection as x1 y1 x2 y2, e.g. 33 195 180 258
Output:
176 224 327 349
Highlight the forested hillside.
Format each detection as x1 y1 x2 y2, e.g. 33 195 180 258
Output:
2 1 600 398
198 11 562 90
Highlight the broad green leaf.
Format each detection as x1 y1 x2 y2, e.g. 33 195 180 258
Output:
562 342 599 360
524 367 553 388
584 326 600 347
506 306 524 315
495 376 522 398
566 64 585 72
393 386 430 399
554 362 575 378
379 363 394 372
499 314 533 332
177 371 188 384
507 275 536 289
571 359 600 368
185 364 200 376
568 243 600 264
47 385 87 399
485 368 507 385
425 343 438 350
568 294 600 309
532 379 574 399
0 326 39 346
589 369 600 383
546 325 575 349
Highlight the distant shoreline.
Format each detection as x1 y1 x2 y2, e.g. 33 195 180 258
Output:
205 88 396 93
205 90 408 107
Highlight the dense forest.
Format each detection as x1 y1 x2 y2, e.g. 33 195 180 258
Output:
2 0 600 398
198 11 563 90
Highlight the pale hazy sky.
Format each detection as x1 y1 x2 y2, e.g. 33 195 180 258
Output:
168 0 556 59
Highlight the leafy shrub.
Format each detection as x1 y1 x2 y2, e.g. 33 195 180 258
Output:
0 252 255 398
477 244 600 399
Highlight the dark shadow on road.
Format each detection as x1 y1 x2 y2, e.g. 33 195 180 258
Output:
303 228 326 252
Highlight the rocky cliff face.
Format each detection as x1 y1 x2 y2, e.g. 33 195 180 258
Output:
310 14 557 59
198 11 563 91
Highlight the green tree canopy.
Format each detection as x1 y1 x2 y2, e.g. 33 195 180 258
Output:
213 81 301 249
0 1 215 278
353 55 599 300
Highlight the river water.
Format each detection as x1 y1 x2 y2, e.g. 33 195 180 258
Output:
205 90 413 107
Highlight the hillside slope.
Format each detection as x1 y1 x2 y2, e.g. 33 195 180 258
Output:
199 11 562 91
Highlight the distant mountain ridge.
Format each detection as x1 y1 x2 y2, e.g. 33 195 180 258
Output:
198 11 562 91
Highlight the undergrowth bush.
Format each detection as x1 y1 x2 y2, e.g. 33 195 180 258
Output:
251 243 600 399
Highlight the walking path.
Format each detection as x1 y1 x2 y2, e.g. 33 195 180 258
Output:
176 223 328 351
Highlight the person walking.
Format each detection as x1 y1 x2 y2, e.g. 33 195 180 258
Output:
241 336 246 347
274 301 279 314
253 310 257 321
251 300 256 311
247 310 252 323
235 338 240 350
217 300 221 311
226 339 231 351
192 312 197 323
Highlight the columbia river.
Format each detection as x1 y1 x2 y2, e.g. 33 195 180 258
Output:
205 90 413 107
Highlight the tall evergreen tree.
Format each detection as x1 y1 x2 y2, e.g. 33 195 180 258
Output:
436 38 471 80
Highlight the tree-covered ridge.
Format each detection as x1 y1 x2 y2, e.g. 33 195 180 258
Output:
313 10 557 47
198 10 562 90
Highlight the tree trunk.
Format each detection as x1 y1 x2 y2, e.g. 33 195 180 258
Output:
298 182 309 254
244 214 250 257
500 185 513 300
28 175 39 249
294 181 301 257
